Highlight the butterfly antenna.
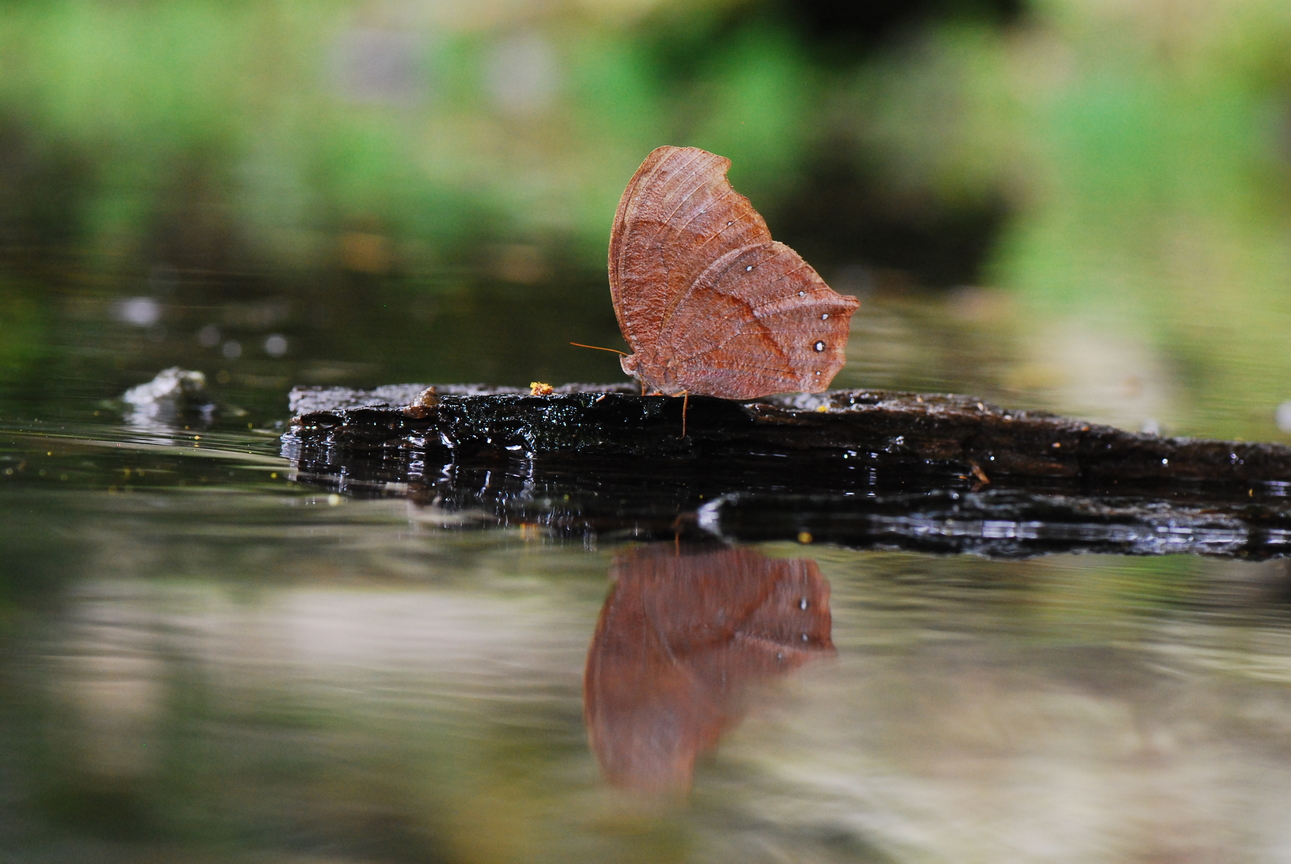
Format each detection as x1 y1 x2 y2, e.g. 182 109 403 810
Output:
569 342 628 357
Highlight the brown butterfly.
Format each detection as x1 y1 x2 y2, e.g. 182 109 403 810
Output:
609 146 860 400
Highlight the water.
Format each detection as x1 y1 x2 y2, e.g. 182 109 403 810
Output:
5 470 1291 862
5 270 1291 863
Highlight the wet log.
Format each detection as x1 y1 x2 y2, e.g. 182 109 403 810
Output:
280 384 1291 559
285 383 1291 487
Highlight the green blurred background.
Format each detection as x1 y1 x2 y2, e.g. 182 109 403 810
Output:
3 0 1291 438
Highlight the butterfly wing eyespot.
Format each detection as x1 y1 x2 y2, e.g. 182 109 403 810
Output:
609 146 859 399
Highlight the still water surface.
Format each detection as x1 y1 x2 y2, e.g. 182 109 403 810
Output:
5 277 1291 863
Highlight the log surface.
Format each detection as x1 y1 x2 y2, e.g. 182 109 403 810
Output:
285 384 1291 485
280 384 1291 559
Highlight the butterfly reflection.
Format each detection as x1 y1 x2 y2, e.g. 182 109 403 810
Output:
583 544 834 793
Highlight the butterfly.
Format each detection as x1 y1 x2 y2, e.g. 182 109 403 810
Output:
609 146 860 400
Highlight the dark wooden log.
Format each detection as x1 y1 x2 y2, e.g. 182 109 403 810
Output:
285 384 1291 486
280 384 1291 559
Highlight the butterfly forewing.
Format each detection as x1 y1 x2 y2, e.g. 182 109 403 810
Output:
610 147 771 366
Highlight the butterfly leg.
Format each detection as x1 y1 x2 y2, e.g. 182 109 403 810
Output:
679 390 689 439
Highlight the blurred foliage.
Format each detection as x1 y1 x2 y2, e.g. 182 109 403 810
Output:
848 1 1291 436
0 0 827 272
1 0 1291 436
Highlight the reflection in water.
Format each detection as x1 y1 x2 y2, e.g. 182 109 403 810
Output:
8 488 1291 861
584 544 833 792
